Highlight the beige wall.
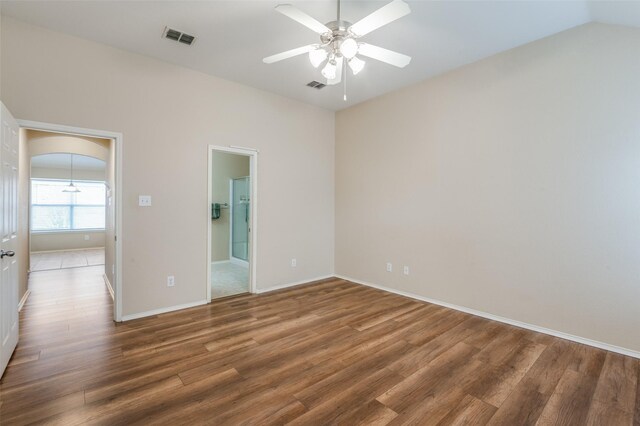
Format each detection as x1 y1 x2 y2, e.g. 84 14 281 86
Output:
336 23 640 353
211 152 249 262
31 231 105 252
31 166 105 181
1 17 335 317
27 130 110 160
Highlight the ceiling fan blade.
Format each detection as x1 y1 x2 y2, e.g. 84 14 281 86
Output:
263 44 317 64
349 0 411 37
275 4 331 35
357 43 411 68
326 57 344 85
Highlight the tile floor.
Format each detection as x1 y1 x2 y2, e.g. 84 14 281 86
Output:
30 248 105 272
211 261 249 299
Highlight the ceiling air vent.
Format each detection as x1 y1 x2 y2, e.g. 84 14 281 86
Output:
163 27 196 46
306 81 326 90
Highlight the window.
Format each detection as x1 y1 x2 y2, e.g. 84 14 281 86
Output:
31 179 106 231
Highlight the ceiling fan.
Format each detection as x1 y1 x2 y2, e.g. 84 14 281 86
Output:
263 0 412 87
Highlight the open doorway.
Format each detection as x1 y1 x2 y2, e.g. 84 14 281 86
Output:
18 123 123 321
208 146 257 300
29 153 107 271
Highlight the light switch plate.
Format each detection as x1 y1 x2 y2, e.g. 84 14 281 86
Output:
139 195 152 207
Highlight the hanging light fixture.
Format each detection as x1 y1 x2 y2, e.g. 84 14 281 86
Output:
263 0 413 97
348 56 365 75
309 47 328 68
321 59 338 80
63 154 81 193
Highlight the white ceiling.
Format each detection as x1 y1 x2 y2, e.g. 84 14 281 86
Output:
31 154 106 171
2 1 639 111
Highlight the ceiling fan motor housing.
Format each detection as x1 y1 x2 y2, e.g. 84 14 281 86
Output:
321 20 355 55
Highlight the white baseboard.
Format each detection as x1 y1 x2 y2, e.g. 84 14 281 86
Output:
31 247 105 254
335 274 640 360
211 260 231 265
121 300 209 322
18 290 31 312
103 274 114 300
256 275 335 294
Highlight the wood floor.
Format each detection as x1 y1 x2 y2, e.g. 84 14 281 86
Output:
1 267 639 425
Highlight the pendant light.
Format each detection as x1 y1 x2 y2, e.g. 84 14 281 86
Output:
63 154 81 193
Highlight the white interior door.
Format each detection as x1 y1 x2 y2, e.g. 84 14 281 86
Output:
0 102 20 377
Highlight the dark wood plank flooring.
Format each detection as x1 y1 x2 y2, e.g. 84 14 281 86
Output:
0 266 638 425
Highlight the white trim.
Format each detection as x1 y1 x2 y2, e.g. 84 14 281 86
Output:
229 145 259 152
335 274 640 359
255 275 334 294
18 119 124 322
103 274 114 300
31 229 105 235
207 145 258 302
121 300 208 321
31 247 104 254
18 290 31 312
211 260 231 265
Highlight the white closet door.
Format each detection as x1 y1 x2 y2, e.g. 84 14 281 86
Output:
0 102 20 378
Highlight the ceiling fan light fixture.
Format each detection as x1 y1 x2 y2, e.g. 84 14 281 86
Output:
309 48 328 68
321 60 337 79
348 56 365 75
339 38 359 59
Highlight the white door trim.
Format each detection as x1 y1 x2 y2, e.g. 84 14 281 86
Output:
17 119 124 322
207 145 257 301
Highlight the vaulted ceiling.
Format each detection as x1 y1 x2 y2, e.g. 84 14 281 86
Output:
2 1 640 110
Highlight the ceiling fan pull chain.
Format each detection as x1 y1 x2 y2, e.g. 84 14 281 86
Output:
343 61 347 101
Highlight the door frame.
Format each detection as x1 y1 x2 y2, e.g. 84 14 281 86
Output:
207 145 257 301
17 120 124 322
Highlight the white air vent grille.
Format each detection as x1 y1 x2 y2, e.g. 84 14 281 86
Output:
163 27 196 46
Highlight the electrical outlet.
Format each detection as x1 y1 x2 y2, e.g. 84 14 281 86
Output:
167 275 175 287
84 234 90 241
386 262 393 272
403 266 410 275
138 195 152 207
291 258 297 267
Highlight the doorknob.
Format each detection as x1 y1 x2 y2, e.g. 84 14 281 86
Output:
0 250 15 259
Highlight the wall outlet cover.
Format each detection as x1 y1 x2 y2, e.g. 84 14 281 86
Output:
386 263 393 272
139 195 152 207
167 275 175 287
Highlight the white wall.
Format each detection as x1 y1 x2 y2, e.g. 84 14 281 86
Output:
336 23 640 353
1 17 335 317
